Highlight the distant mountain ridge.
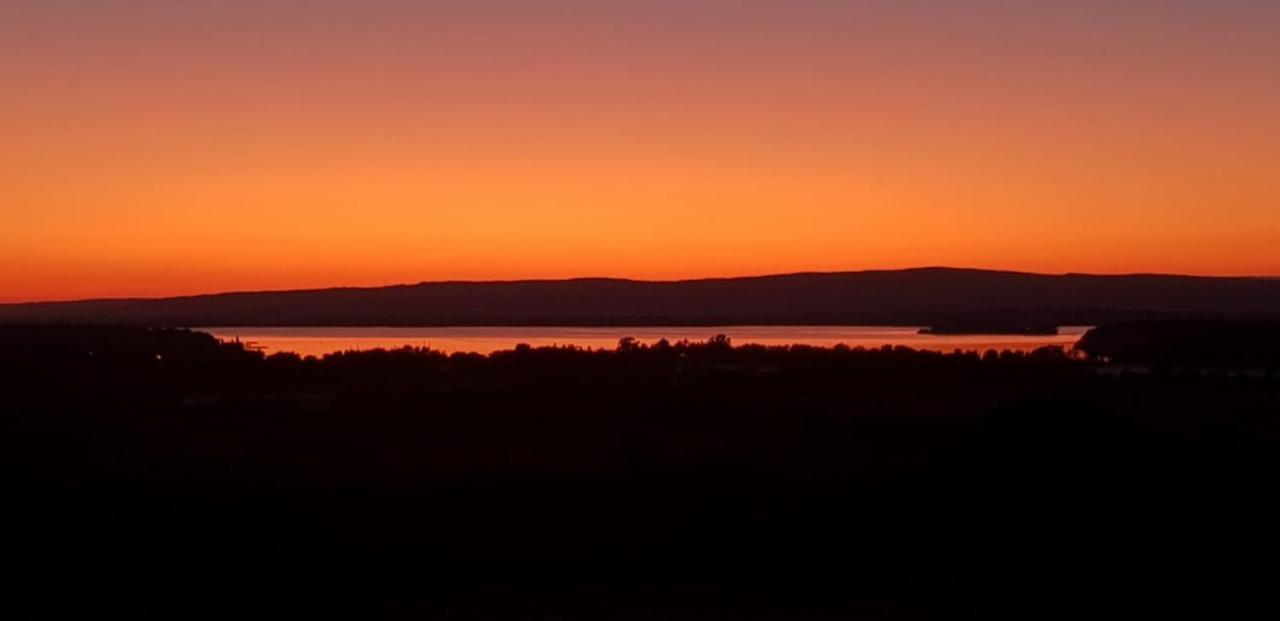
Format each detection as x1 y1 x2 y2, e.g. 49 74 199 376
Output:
3 267 1280 327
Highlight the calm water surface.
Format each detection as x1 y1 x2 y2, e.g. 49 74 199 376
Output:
204 326 1092 357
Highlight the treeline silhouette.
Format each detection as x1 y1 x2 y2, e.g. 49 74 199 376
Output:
3 325 1280 616
1077 319 1280 367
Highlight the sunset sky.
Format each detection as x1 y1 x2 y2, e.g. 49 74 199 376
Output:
3 1 1279 302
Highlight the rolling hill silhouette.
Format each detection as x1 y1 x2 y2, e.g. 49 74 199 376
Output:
2 267 1279 327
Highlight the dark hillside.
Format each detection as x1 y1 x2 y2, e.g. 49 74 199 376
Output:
2 268 1279 326
2 325 1279 615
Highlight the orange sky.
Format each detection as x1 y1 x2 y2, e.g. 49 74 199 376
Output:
3 1 1279 302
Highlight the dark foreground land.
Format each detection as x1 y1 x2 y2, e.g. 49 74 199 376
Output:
3 324 1280 618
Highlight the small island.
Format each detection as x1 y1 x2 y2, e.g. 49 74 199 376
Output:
919 323 1060 336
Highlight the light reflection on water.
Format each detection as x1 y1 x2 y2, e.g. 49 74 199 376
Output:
203 326 1092 357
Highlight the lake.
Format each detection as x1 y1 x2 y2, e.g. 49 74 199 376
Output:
204 326 1092 357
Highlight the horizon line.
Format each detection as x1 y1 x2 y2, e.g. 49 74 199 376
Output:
6 265 1279 307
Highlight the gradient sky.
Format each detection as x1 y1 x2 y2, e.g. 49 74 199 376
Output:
3 1 1279 302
